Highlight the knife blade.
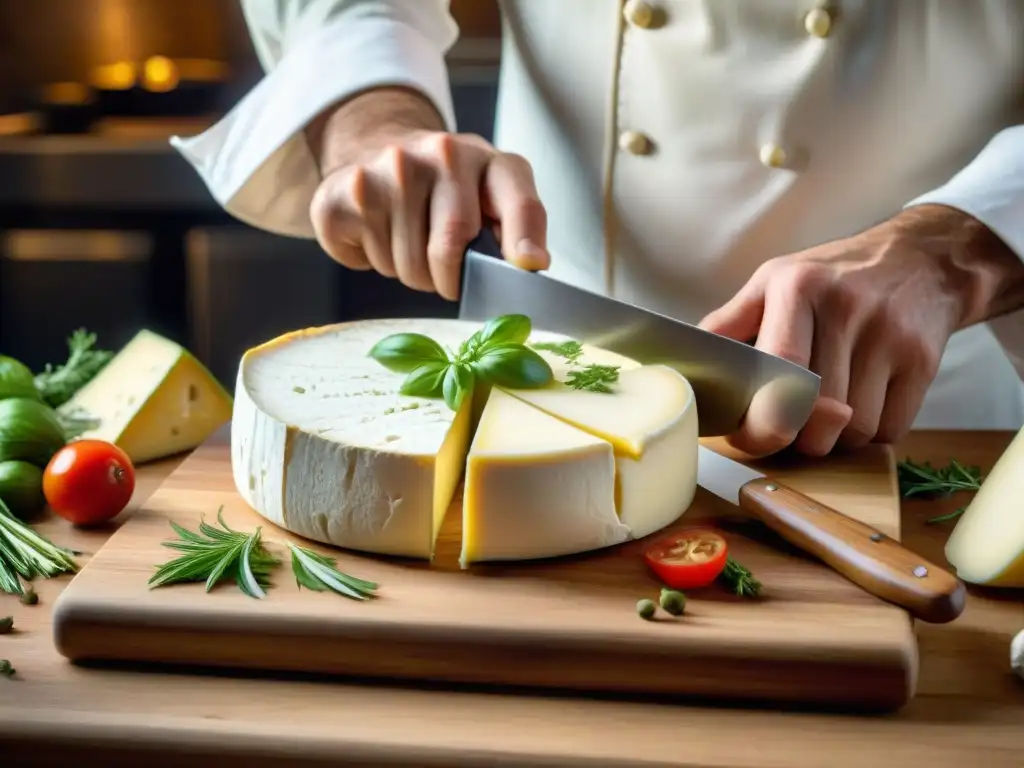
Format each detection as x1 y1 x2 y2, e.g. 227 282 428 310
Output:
696 445 966 624
458 231 820 437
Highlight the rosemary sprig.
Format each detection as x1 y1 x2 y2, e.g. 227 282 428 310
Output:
0 497 78 596
149 508 280 599
289 544 378 600
34 328 113 408
718 557 761 598
564 363 620 394
532 340 584 365
897 458 983 524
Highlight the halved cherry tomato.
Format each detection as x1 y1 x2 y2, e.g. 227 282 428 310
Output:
43 440 136 526
643 528 729 590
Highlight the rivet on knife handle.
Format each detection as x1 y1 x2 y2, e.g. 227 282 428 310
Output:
738 477 966 624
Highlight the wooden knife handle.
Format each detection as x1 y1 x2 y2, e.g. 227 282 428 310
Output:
738 477 966 624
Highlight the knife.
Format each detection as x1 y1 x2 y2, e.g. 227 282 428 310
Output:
697 444 966 624
458 231 820 437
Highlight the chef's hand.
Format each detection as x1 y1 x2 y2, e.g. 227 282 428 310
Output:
700 204 1024 457
307 87 549 301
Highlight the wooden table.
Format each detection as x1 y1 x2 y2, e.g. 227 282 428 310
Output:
2 431 1022 767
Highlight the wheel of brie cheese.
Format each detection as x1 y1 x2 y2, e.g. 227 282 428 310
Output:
232 318 699 566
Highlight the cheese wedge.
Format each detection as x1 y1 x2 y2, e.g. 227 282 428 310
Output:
503 365 698 539
61 329 232 464
945 426 1024 586
232 318 700 563
462 388 628 565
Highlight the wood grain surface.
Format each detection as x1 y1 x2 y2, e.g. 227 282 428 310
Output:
0 431 1021 768
51 428 917 711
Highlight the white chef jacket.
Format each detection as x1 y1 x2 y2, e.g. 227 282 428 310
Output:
171 0 1024 431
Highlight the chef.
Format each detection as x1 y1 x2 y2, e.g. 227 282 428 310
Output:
172 0 1024 457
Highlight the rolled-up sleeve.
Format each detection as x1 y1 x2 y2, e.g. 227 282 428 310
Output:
170 0 459 238
905 125 1024 377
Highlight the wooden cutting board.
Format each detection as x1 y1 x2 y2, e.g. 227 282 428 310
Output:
52 428 918 711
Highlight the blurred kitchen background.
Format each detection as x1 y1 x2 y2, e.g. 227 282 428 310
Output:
0 0 501 383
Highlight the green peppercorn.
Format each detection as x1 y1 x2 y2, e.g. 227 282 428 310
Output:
19 588 37 606
0 616 11 635
659 588 686 616
637 598 657 620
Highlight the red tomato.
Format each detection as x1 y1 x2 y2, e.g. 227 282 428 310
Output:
643 528 729 590
43 440 136 526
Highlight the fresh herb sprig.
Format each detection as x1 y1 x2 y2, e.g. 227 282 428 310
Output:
531 340 584 365
564 364 620 394
897 458 983 524
368 315 554 412
34 329 113 408
149 508 279 599
718 557 761 598
0 659 14 679
150 512 380 602
0 497 78 596
289 544 378 600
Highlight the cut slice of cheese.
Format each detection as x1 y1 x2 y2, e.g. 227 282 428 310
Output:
232 318 700 564
945 426 1024 586
501 365 698 539
61 329 232 464
461 388 628 565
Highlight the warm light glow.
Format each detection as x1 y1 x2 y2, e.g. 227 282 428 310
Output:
91 61 136 91
40 82 92 106
142 56 179 93
176 59 229 82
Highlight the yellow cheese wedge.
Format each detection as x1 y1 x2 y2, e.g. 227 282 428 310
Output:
60 329 232 464
501 365 698 539
462 388 627 565
945 427 1024 586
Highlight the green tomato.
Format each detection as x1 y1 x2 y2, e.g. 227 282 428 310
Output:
0 356 41 402
0 460 45 519
0 397 67 467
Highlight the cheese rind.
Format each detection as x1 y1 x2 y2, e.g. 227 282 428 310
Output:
945 426 1024 587
461 388 628 565
61 329 232 464
233 320 480 559
502 365 698 539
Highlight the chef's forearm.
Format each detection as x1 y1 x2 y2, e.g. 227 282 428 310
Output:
305 86 448 177
893 204 1024 328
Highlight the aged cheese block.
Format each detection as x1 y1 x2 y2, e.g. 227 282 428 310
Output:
945 426 1024 586
61 329 232 464
232 318 699 563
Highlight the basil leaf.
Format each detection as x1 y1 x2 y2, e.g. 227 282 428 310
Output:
471 344 553 389
400 361 448 398
457 330 484 361
442 363 474 411
369 333 448 373
474 315 532 351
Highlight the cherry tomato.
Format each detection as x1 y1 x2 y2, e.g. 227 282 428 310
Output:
43 440 136 526
643 528 729 590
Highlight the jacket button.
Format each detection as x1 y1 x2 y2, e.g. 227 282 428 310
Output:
623 0 659 29
759 143 787 168
619 130 653 156
804 7 833 38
